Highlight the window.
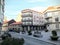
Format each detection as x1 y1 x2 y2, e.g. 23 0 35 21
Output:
55 17 59 22
56 24 59 29
26 22 32 25
18 25 21 27
54 12 58 15
47 12 52 17
23 22 25 24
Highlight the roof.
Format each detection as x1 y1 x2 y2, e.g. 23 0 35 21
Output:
43 6 60 13
10 22 22 25
21 9 42 14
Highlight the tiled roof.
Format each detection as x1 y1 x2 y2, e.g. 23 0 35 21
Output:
43 6 60 13
10 22 22 25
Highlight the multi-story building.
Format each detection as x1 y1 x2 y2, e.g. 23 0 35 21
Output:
21 9 45 31
44 6 60 31
0 0 4 34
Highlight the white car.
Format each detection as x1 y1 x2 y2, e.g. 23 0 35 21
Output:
33 31 43 38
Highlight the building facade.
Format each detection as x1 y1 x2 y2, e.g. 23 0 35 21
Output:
21 9 45 31
8 22 22 32
0 0 4 34
2 19 16 33
2 21 8 32
44 6 60 31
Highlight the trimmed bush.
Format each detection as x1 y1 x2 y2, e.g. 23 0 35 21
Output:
28 30 32 35
52 30 57 36
45 29 48 32
1 38 24 45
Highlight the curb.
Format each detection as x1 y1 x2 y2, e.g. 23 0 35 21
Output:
21 34 57 45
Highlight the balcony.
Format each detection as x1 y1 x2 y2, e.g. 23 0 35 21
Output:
45 19 53 24
22 18 33 22
22 14 32 17
45 13 52 20
45 17 52 20
22 19 32 22
22 22 32 25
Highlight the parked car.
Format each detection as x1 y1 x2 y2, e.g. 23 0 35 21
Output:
33 31 43 38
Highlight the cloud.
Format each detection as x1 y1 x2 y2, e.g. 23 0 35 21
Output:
29 6 47 12
25 0 47 3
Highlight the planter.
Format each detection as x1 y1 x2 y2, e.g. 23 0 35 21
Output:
45 30 48 32
28 33 32 35
28 30 32 35
50 36 59 41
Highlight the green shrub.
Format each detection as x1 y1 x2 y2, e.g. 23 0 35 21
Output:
1 38 25 45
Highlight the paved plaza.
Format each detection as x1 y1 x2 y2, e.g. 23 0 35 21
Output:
9 31 60 45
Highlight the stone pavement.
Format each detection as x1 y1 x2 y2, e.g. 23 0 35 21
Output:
20 31 60 45
9 31 60 45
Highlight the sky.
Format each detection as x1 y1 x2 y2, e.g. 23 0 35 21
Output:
5 0 60 21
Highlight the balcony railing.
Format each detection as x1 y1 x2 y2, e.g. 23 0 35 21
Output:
22 19 33 22
46 21 60 24
22 14 32 17
45 17 52 20
22 18 33 22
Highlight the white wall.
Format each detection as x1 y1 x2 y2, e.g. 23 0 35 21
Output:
33 12 45 25
45 10 60 31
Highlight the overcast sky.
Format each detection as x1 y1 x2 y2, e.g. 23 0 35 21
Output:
5 0 60 20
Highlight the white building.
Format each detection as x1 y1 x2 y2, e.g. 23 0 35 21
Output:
21 9 45 31
44 6 60 31
0 0 4 34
